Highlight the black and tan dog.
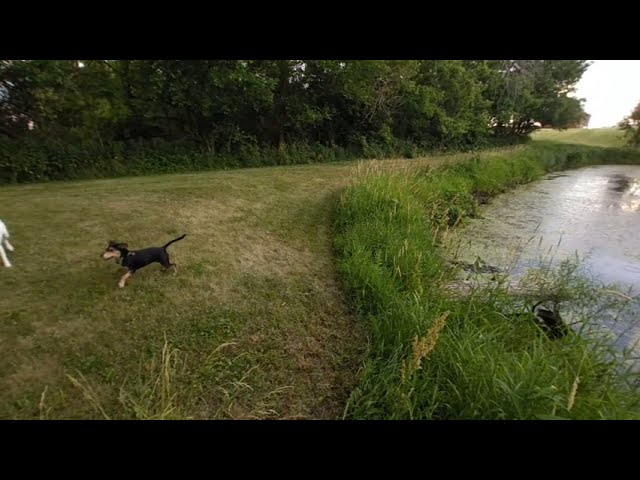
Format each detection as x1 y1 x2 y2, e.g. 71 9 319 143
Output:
102 234 187 287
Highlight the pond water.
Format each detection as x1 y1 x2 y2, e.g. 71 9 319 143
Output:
454 164 640 359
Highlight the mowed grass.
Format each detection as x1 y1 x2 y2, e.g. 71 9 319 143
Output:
532 127 627 148
0 162 372 419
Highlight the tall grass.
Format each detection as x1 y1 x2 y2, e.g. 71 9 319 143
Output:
64 337 186 420
334 142 640 419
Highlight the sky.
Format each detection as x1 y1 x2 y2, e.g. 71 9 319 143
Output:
573 60 640 128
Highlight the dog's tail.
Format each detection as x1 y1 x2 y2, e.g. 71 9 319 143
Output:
163 234 187 249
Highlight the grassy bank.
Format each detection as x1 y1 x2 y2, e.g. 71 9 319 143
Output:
334 141 640 419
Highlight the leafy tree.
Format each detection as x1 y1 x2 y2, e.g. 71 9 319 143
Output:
618 101 640 147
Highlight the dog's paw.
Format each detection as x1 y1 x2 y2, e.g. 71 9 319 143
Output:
118 282 125 288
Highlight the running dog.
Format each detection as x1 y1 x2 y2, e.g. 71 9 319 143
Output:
102 234 187 287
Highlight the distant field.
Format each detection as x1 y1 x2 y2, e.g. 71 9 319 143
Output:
532 127 627 148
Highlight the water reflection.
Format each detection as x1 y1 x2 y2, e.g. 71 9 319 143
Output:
456 165 640 293
608 174 631 193
618 178 640 212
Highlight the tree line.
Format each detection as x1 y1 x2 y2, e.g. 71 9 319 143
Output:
0 60 590 183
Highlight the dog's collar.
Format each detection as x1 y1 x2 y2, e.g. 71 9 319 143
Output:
117 250 134 264
122 251 135 262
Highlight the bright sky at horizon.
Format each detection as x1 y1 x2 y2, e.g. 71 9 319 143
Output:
573 60 640 128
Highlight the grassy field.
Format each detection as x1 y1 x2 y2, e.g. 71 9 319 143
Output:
532 127 626 148
1 128 636 419
0 152 475 419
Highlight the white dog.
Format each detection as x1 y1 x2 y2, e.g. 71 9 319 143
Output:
0 219 15 267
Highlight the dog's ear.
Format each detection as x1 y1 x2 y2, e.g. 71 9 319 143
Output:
120 243 128 249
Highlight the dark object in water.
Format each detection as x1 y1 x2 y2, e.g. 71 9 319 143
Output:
449 259 501 275
532 301 569 339
608 174 631 193
473 191 491 205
